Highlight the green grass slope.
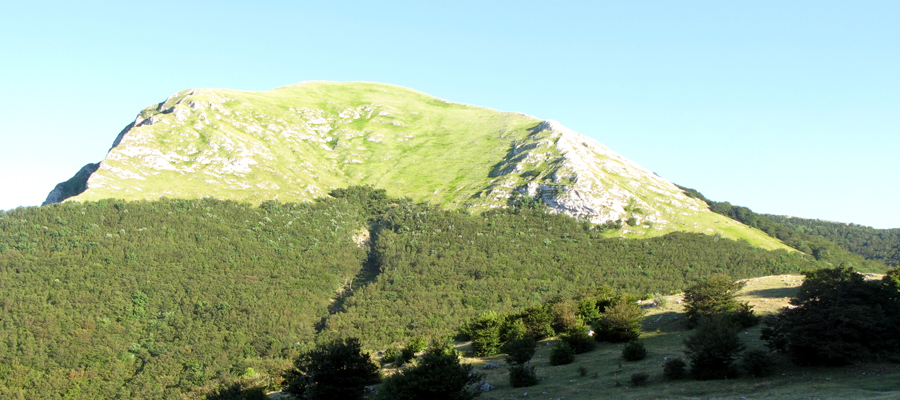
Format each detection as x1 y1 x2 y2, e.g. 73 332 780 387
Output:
56 81 787 249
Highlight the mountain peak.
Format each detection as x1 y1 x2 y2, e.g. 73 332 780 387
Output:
44 82 787 249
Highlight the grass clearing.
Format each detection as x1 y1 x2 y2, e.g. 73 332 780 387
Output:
449 275 900 400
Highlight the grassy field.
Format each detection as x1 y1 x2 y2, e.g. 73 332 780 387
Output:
454 275 900 400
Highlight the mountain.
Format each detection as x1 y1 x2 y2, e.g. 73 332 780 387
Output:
45 81 785 249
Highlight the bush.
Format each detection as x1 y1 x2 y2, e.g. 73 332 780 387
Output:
205 381 268 400
684 316 745 380
469 312 504 357
663 358 687 380
592 300 645 343
375 341 481 400
549 341 576 366
683 274 754 328
629 372 649 387
508 364 539 387
622 340 647 361
284 337 381 400
504 336 536 365
500 317 528 343
761 266 900 366
519 305 556 339
407 336 428 353
560 324 596 354
741 349 776 377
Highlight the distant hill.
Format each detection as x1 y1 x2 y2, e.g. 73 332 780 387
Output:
764 215 900 266
45 81 787 250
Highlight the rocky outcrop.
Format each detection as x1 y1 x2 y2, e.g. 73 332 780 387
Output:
42 162 100 205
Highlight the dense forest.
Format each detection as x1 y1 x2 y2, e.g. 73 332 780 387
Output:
0 187 888 398
765 215 900 266
678 185 892 268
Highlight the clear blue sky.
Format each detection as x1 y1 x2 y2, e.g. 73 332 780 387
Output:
1 1 898 228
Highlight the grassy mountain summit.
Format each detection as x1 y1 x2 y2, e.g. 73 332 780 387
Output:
46 81 786 249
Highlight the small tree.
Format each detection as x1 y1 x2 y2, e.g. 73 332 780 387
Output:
663 358 687 380
549 341 575 366
468 312 504 357
683 274 755 328
375 341 481 400
761 266 899 366
503 336 536 365
508 364 539 387
622 340 647 361
593 299 645 343
560 323 596 354
741 349 776 377
284 337 380 400
684 316 745 380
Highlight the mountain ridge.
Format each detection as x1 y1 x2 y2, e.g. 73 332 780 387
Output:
44 81 788 250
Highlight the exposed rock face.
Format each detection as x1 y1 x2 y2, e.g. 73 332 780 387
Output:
484 119 704 225
42 163 100 206
42 81 785 247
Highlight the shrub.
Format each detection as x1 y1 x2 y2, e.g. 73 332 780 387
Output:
500 317 528 343
549 341 575 366
577 366 588 377
683 274 754 328
592 300 645 343
469 312 504 357
284 337 381 400
375 341 481 400
652 293 669 309
519 305 556 339
205 381 268 400
741 349 776 377
508 364 539 387
560 324 596 354
407 336 428 353
629 372 649 387
550 300 580 333
663 358 687 380
684 316 745 380
622 340 647 361
761 266 900 366
504 336 536 365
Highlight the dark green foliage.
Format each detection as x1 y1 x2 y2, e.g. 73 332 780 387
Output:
683 274 755 328
0 197 369 398
577 366 588 376
375 342 481 400
503 336 536 365
766 215 900 266
332 199 824 348
508 364 539 387
518 305 556 340
629 372 649 387
467 312 504 357
677 185 888 270
560 324 596 354
593 300 645 343
761 266 900 366
205 381 268 400
0 186 840 395
549 341 576 366
741 349 776 377
499 317 529 343
284 337 380 400
622 340 647 361
684 316 745 380
663 358 687 380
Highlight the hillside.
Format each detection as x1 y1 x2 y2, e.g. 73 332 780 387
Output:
45 81 787 250
0 188 853 399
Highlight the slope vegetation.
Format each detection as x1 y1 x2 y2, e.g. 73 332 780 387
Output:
49 81 787 249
